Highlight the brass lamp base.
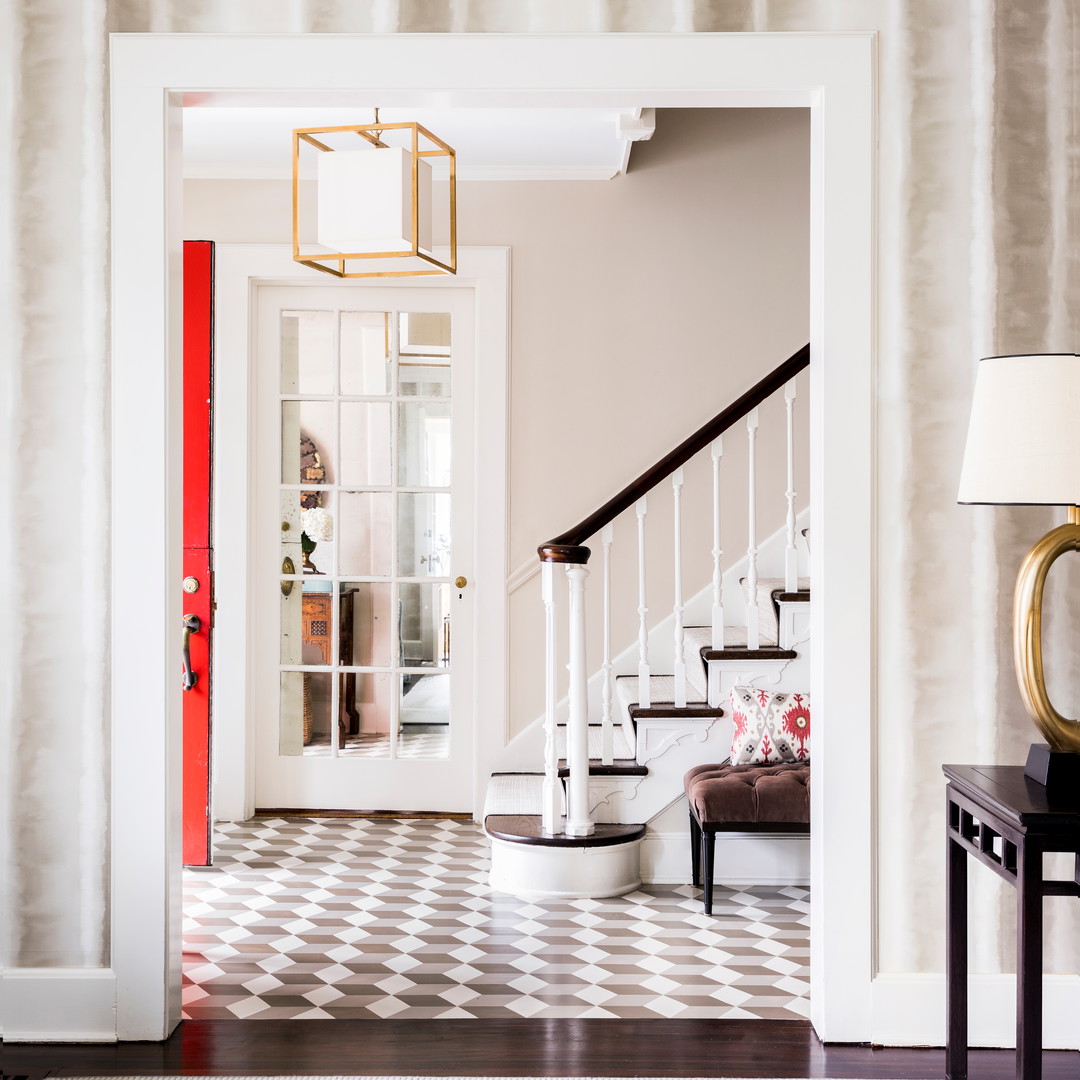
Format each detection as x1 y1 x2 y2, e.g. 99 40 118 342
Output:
1013 506 1080 784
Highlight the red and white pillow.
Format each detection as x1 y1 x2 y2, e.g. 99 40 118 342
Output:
729 685 811 764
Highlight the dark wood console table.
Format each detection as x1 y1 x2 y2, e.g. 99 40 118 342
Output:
944 764 1080 1080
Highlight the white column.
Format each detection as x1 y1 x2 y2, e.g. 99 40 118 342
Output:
745 407 760 650
564 563 594 837
636 496 650 708
540 562 561 835
600 524 614 766
672 467 687 707
784 377 799 593
711 437 725 650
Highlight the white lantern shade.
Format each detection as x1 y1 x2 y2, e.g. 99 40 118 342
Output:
316 146 432 256
958 353 1080 505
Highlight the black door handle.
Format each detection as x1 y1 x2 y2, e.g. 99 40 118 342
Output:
182 613 202 691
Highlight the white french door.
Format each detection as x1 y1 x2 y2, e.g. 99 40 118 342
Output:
254 284 475 811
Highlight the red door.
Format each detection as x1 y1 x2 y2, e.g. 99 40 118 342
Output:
183 240 214 866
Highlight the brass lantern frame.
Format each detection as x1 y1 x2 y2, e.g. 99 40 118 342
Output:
292 120 457 278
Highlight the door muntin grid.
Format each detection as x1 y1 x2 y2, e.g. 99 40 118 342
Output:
278 308 453 760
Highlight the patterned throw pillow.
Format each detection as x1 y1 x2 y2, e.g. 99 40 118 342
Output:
729 686 811 764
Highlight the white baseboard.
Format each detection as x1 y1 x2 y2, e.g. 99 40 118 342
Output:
640 829 811 886
1 967 117 1042
871 972 1080 1050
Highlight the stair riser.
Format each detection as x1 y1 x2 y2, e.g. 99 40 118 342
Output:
778 599 811 651
706 657 795 709
489 835 644 900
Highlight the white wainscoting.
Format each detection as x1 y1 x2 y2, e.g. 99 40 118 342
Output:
871 971 1080 1050
641 828 811 886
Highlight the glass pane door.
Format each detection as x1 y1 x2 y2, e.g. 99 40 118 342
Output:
257 285 474 812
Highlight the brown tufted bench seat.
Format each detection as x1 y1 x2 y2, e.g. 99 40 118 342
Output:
684 760 810 913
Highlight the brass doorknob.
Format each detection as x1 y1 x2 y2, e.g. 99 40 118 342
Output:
455 576 468 589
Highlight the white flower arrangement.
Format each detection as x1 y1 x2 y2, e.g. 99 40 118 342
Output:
301 506 334 542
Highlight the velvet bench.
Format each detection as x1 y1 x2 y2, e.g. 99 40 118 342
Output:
684 760 811 913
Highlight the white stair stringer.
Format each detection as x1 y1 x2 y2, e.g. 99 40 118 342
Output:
588 714 733 825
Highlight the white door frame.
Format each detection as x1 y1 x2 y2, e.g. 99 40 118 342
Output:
211 245 510 823
110 33 875 1042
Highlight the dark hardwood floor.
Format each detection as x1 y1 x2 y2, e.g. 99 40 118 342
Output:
5 1019 1079 1079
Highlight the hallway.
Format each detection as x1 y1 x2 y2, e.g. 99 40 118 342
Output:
182 817 811 1020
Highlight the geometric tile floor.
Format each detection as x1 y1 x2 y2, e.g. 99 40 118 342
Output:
183 817 810 1020
303 727 450 759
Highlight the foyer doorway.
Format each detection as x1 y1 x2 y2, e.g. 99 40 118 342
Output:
110 33 874 1043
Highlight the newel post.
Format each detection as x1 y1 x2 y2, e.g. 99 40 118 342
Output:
539 543 594 838
564 562 594 836
540 562 561 835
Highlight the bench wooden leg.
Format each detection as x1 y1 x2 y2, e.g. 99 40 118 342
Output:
689 808 702 887
702 828 716 915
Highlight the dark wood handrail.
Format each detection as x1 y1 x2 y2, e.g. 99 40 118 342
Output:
538 343 810 564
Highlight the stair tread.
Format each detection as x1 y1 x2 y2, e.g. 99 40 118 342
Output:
484 815 645 847
701 645 798 661
774 589 811 603
557 761 648 777
628 702 724 719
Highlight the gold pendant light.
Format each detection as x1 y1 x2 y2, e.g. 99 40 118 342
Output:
292 109 456 278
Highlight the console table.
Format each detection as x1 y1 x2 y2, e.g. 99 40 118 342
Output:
944 764 1080 1080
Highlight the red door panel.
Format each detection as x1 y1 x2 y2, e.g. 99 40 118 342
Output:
183 240 214 866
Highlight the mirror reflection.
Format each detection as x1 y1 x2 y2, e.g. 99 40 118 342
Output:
278 306 454 761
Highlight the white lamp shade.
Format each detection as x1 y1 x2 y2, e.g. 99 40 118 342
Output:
958 353 1080 505
316 146 432 255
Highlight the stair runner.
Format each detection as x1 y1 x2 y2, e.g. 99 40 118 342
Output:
484 578 810 843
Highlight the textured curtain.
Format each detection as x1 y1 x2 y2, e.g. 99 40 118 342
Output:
2 0 1076 984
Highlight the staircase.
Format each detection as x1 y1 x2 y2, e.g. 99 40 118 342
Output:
484 345 812 900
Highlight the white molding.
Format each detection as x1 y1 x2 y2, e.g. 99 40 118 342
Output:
1 969 117 1043
185 163 622 182
507 556 540 595
109 31 876 1044
871 972 1080 1051
210 244 509 822
641 829 810 886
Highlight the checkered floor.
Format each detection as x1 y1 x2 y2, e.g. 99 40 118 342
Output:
182 817 811 1020
304 727 450 759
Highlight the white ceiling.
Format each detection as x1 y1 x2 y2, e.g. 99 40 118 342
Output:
183 106 654 182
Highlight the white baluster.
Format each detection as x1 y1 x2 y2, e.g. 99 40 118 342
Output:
711 437 725 650
636 496 650 708
672 467 687 708
784 378 799 593
564 563 594 837
745 408 760 650
541 562 561 835
601 525 614 766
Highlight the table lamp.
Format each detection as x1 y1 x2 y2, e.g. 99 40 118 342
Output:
958 353 1080 790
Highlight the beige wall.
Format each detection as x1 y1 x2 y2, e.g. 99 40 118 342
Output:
185 106 810 737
